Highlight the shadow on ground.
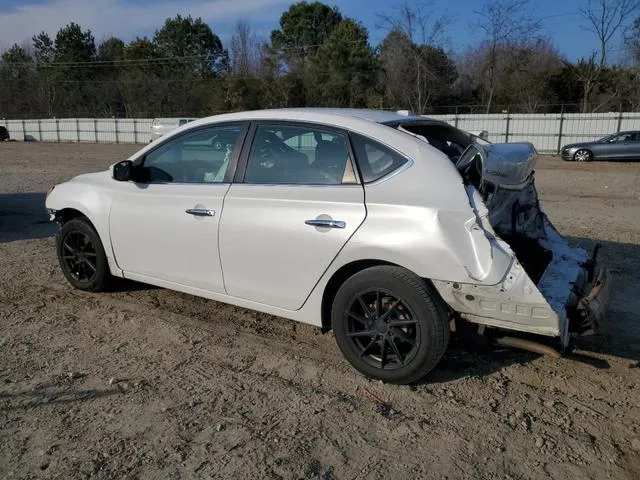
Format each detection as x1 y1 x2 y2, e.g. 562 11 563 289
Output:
0 192 55 243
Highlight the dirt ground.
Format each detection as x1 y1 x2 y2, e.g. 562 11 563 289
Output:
1 142 639 480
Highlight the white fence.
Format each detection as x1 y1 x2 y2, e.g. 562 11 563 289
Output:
431 112 640 153
1 118 153 144
3 113 640 153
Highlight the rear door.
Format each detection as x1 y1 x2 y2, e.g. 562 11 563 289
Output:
218 122 366 310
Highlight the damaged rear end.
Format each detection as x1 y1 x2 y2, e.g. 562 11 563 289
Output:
435 142 610 348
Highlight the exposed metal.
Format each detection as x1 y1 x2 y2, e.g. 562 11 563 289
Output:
494 336 562 358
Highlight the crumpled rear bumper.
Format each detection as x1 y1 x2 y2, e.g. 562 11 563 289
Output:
574 268 611 335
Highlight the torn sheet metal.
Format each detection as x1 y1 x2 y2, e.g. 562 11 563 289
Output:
438 141 611 347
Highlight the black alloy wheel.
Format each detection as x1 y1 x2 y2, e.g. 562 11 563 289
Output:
60 230 98 282
56 218 110 291
345 288 420 370
332 265 450 384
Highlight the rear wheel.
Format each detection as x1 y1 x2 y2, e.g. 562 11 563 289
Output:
56 218 110 292
574 149 592 162
331 266 450 384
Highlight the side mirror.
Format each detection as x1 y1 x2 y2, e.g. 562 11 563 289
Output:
113 160 133 181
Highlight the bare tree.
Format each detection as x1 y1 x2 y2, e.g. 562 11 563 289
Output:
377 1 456 113
626 17 640 64
572 54 603 112
573 1 639 111
377 1 446 46
505 39 565 112
230 20 260 77
457 39 563 113
581 0 639 68
474 0 541 113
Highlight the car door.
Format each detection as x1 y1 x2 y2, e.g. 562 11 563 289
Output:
625 132 640 160
602 133 633 160
109 122 248 292
218 122 366 310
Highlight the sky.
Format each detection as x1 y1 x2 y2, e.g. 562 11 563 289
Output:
0 0 633 62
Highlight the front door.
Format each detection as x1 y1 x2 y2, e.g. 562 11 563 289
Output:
602 132 636 160
620 132 640 160
109 122 247 292
219 122 366 310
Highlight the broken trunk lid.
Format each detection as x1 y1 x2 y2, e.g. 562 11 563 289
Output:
461 142 600 342
457 142 538 189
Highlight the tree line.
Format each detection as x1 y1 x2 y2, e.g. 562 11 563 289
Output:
1 0 639 119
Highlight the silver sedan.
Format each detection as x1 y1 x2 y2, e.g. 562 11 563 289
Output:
561 131 640 161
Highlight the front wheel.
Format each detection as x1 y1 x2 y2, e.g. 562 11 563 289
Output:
56 218 110 292
574 149 592 162
331 266 450 384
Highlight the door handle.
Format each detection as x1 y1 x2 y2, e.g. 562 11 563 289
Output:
186 208 215 217
305 219 346 229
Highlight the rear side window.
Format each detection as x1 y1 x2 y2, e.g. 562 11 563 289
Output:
244 124 353 185
350 133 409 183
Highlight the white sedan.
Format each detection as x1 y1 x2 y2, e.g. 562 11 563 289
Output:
46 108 610 384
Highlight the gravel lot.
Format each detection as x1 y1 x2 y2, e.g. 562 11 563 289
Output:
1 142 639 479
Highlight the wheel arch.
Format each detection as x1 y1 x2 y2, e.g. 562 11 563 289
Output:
320 259 443 332
51 205 122 278
55 207 92 225
53 207 105 242
574 148 593 161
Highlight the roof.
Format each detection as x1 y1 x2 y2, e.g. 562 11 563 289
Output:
133 108 442 162
191 108 431 127
257 108 429 124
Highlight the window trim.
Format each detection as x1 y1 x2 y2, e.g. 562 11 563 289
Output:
134 121 250 185
234 120 361 186
348 132 412 184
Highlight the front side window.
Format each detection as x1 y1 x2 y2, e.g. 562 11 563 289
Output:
141 124 243 183
609 133 634 143
350 133 409 183
244 124 353 185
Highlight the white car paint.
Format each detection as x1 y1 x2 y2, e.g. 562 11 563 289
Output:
219 184 366 310
47 171 123 278
109 181 230 293
46 108 608 349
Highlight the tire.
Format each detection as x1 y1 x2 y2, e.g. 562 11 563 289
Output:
331 266 450 384
56 218 110 292
573 149 592 162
